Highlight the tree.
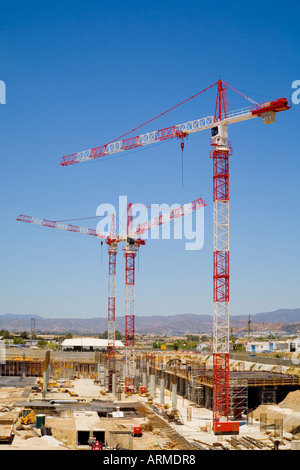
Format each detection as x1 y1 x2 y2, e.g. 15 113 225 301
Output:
64 333 73 339
0 330 11 339
186 335 198 342
13 337 25 345
99 330 124 340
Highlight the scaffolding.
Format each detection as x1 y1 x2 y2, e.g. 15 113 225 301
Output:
229 378 248 420
187 363 205 406
94 351 106 386
261 387 277 405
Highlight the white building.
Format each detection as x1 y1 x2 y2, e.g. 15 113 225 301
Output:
246 341 270 354
289 337 300 352
246 340 289 354
61 337 124 351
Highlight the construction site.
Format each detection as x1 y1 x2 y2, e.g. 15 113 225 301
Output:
5 78 298 452
0 345 300 450
0 66 294 458
1 0 299 458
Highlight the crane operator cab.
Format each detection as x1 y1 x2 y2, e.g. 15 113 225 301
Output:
211 124 228 147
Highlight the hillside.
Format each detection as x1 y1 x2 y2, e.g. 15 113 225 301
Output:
0 308 299 335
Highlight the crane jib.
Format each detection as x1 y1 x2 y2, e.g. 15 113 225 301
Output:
60 98 290 167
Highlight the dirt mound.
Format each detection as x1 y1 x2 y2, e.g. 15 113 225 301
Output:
279 390 300 410
253 390 300 436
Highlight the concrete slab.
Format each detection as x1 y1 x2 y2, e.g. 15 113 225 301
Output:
0 377 36 387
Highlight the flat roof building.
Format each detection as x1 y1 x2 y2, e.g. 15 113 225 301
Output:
61 338 124 351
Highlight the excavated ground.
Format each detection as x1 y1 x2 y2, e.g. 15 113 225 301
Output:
0 378 192 450
0 376 299 450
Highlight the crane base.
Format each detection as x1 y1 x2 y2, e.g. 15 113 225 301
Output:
213 421 239 435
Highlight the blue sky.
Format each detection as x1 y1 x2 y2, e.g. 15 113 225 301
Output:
0 0 299 320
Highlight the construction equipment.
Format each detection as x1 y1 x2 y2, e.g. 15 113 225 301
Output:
20 408 35 425
92 440 102 450
88 436 97 449
230 313 257 342
60 88 290 168
132 425 142 437
123 197 206 393
139 386 147 396
59 79 290 433
17 197 206 396
15 211 137 394
213 421 239 435
16 214 117 391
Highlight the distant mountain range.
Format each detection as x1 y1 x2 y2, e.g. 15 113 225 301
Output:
0 308 299 335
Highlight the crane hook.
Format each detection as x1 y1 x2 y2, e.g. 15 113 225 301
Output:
180 141 184 187
176 131 187 188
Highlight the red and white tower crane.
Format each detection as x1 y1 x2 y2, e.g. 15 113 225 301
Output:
123 197 206 393
123 237 143 394
59 80 290 430
16 213 119 391
106 214 118 392
211 81 231 431
17 197 206 396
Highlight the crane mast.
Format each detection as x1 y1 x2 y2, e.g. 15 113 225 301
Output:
211 81 231 430
124 240 139 394
107 241 117 393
